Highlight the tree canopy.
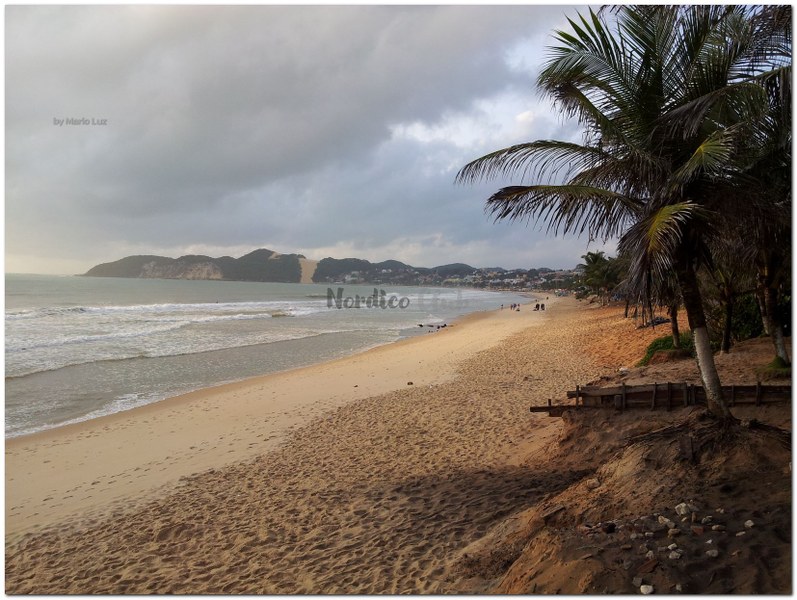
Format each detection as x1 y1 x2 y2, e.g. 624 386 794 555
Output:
458 5 791 418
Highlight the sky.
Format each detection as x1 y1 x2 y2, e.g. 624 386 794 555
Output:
6 4 616 275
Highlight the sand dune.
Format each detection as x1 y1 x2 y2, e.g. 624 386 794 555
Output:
299 257 317 283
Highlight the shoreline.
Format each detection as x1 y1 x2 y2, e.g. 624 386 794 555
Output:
6 295 556 541
5 296 519 441
6 279 533 440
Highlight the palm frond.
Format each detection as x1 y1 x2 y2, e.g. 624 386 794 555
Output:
669 126 739 185
540 9 646 131
455 140 606 186
618 201 710 302
484 184 637 241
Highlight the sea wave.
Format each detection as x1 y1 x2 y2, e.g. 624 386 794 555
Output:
5 390 167 439
5 299 330 319
5 300 331 372
5 326 379 379
5 321 191 353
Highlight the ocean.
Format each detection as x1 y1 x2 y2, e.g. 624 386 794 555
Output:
5 274 530 438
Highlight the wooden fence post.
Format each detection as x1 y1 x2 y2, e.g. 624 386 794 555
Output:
559 383 789 415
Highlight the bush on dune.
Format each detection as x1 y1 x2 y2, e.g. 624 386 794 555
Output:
638 333 694 367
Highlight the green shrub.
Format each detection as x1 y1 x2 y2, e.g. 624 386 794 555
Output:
756 356 792 381
638 332 694 366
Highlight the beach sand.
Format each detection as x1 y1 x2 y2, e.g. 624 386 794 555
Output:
5 297 790 594
6 297 565 541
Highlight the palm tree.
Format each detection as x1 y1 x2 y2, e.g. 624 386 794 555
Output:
647 270 683 348
686 5 792 364
703 232 758 354
579 251 607 302
579 250 606 271
739 6 791 365
579 251 626 305
457 6 789 418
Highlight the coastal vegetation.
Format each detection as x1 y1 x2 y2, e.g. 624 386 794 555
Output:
575 250 624 305
458 5 791 418
637 333 694 367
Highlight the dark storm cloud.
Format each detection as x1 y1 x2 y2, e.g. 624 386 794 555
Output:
6 4 591 273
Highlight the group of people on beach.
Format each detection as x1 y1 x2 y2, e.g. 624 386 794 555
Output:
500 297 550 312
501 303 522 312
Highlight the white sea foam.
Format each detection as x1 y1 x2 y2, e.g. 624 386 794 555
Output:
5 297 336 377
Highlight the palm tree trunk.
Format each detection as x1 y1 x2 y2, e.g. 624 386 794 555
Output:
676 259 731 419
756 289 771 335
721 292 733 354
669 304 681 349
757 262 790 365
624 296 630 318
764 285 790 365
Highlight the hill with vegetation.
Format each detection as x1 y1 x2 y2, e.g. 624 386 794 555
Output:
84 249 510 286
84 249 303 283
309 258 480 284
84 248 570 290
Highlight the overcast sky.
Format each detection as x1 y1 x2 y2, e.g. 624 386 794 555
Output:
6 4 616 275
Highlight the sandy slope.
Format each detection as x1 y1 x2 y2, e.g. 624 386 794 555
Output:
299 257 318 283
459 305 791 595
